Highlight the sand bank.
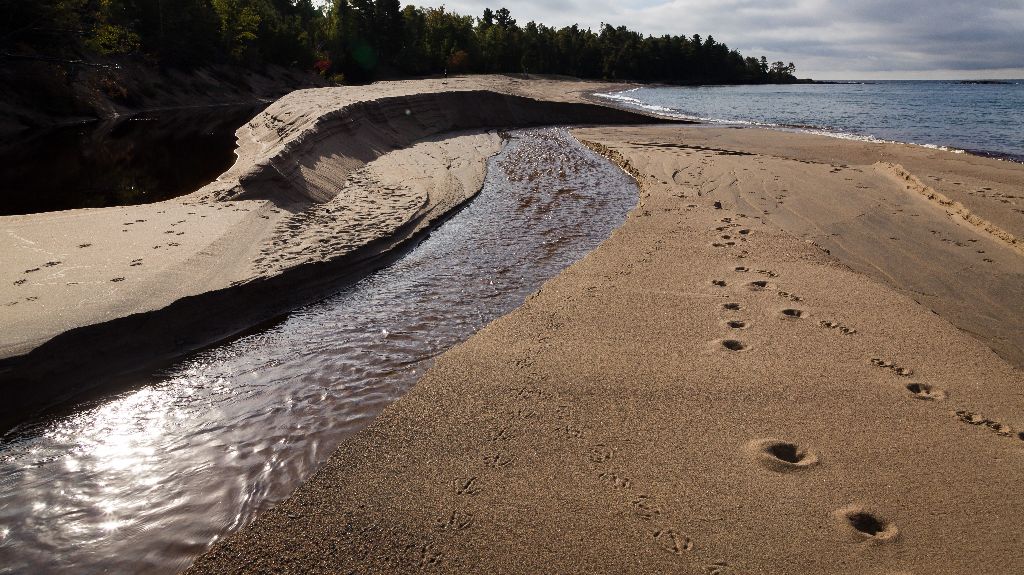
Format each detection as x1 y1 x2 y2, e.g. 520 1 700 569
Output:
0 76 669 430
189 122 1023 572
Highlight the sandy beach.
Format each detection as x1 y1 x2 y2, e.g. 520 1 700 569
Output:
188 85 1022 574
4 78 1023 572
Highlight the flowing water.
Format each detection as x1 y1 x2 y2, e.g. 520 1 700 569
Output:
0 127 637 574
598 81 1024 162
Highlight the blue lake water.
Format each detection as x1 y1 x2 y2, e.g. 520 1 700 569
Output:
598 81 1024 162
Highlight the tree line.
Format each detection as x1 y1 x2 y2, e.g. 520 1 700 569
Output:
2 1 799 84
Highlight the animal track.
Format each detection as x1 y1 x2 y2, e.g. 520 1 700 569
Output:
588 445 614 464
734 266 749 272
653 529 693 555
820 320 856 335
712 280 727 287
436 510 474 531
748 280 770 290
777 291 803 302
905 383 946 401
780 308 805 318
870 358 913 377
454 477 480 496
630 495 661 521
726 320 747 329
13 279 26 286
705 561 732 575
722 302 743 311
953 410 1013 436
597 471 631 489
482 452 516 468
111 277 125 283
833 505 898 542
417 544 443 568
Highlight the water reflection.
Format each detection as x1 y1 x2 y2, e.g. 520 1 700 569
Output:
0 128 638 574
0 104 266 216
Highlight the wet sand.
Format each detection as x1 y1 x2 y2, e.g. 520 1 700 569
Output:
189 123 1023 571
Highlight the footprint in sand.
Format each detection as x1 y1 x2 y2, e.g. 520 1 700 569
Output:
712 280 727 287
722 303 743 311
725 320 748 329
780 308 806 319
79 243 91 248
13 279 26 286
129 259 143 267
745 439 819 473
734 266 749 272
24 268 40 274
905 383 946 401
111 277 125 282
748 280 771 290
833 505 898 543
720 339 747 352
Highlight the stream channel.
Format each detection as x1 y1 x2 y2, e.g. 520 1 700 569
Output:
0 127 638 573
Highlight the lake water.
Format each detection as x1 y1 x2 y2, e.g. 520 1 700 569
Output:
597 81 1024 162
0 105 267 216
0 128 638 574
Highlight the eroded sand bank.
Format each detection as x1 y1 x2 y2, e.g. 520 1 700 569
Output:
189 120 1023 572
0 77 665 429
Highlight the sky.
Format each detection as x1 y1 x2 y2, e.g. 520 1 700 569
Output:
424 0 1024 80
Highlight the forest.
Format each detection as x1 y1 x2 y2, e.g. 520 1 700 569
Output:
1 1 799 85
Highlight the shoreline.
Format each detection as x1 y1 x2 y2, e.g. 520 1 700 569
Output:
188 110 1024 573
0 77 675 432
593 85 1024 165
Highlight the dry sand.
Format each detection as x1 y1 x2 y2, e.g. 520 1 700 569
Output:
0 76 659 428
188 122 1023 572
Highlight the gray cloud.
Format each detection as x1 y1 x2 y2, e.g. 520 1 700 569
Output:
439 0 1024 79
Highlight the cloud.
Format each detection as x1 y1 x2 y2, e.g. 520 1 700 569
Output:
436 0 1024 79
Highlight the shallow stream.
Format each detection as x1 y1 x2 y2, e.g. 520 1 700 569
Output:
0 127 638 573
